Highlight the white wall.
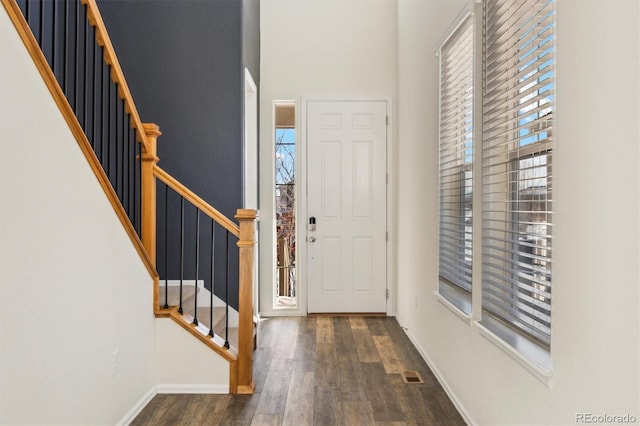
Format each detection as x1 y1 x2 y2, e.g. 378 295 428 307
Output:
0 6 156 424
259 0 397 315
396 0 640 424
155 319 230 393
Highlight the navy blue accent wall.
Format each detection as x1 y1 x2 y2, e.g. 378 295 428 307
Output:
98 0 259 309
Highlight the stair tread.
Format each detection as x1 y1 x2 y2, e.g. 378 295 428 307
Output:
159 285 253 350
177 306 238 346
158 284 198 307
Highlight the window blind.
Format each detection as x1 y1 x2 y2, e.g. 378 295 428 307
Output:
482 0 554 348
439 14 474 295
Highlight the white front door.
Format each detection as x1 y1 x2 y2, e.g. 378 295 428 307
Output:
306 100 387 313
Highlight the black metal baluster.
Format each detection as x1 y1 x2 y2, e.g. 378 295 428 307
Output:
127 116 132 213
193 210 200 326
208 220 215 337
124 122 129 215
62 0 68 93
92 33 98 156
38 0 44 48
121 104 126 205
106 65 111 182
84 5 89 132
100 52 106 164
130 127 135 226
224 231 230 349
115 92 120 197
118 98 123 201
52 0 57 76
73 0 79 113
122 113 128 212
163 184 169 309
179 196 185 315
76 0 83 123
133 136 142 235
132 131 138 232
130 128 136 229
122 108 127 205
101 59 106 167
24 0 30 27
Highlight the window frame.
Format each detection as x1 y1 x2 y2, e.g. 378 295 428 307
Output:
479 0 555 365
437 9 476 317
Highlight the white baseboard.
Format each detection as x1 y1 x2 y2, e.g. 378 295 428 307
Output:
116 386 157 426
161 280 239 327
394 316 475 426
156 384 229 394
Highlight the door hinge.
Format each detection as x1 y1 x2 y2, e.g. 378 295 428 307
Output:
386 231 389 241
386 289 389 299
386 115 389 126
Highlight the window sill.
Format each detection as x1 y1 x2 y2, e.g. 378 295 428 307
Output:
435 291 473 326
476 319 553 387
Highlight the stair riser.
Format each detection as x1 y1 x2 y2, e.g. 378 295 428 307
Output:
160 281 239 328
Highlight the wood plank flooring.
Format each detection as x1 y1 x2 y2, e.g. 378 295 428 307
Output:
132 316 465 425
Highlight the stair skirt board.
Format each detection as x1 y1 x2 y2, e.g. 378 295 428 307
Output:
160 280 239 327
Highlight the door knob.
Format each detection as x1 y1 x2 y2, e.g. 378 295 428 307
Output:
309 236 316 243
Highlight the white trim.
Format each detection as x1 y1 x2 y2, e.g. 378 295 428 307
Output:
396 315 475 426
434 290 473 326
386 98 396 316
243 68 258 210
471 1 483 324
301 97 394 316
257 100 280 317
299 98 309 315
243 68 259 317
476 321 553 387
263 100 304 317
435 6 473 56
116 386 157 426
156 384 229 394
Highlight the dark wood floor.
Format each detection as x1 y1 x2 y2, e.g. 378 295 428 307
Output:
132 316 465 425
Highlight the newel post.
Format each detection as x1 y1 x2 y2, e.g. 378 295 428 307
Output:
140 123 161 266
235 208 258 394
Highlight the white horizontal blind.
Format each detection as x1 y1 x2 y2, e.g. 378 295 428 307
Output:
439 14 474 294
482 0 554 348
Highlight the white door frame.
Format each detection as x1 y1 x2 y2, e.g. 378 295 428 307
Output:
300 97 394 315
243 68 259 316
268 100 303 316
243 68 258 210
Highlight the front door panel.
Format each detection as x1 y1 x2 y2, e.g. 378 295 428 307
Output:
307 100 387 313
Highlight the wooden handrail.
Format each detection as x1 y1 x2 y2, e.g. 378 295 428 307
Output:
154 166 240 237
80 0 151 154
3 0 255 394
150 168 256 394
0 0 158 282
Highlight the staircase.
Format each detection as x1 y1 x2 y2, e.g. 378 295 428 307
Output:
159 283 247 350
2 0 256 394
